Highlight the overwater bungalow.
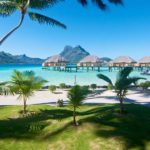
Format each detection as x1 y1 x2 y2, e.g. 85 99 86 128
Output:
42 55 68 70
108 56 137 71
78 55 103 71
138 56 150 68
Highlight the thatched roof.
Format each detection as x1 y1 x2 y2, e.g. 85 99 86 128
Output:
45 55 68 63
112 56 136 64
79 55 102 63
139 56 150 64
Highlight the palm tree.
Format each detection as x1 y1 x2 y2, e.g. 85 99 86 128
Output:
10 70 46 114
78 0 123 10
0 81 11 95
67 85 89 125
0 0 66 45
97 67 145 114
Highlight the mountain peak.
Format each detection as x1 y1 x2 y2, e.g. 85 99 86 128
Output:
60 45 90 63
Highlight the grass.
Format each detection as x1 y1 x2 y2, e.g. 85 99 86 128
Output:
0 104 150 150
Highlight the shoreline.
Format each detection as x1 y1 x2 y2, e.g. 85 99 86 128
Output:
0 88 150 106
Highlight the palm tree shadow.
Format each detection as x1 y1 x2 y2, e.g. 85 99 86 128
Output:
0 108 72 139
79 104 150 150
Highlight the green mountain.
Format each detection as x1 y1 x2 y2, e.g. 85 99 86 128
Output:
60 45 90 63
0 51 44 64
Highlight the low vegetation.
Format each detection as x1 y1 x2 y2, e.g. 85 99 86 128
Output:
59 83 66 89
90 84 97 91
139 81 150 90
48 85 57 93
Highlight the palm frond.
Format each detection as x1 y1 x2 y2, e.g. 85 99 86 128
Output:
108 0 123 5
97 74 113 85
78 0 123 10
92 0 106 10
28 12 66 29
0 81 11 95
0 0 17 17
78 0 87 6
117 67 133 80
29 0 63 9
127 77 146 86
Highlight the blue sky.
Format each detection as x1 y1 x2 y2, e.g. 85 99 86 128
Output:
0 0 150 59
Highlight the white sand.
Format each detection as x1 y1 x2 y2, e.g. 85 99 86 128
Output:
0 88 150 106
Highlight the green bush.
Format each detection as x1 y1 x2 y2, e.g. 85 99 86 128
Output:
48 85 56 93
139 81 150 90
81 86 90 95
107 84 113 90
57 99 64 107
90 84 97 91
59 83 66 89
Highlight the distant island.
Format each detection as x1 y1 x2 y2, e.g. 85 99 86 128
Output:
0 51 44 64
0 46 112 64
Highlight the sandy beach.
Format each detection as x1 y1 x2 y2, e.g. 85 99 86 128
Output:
0 88 150 106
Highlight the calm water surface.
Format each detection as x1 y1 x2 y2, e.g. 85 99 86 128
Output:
0 64 149 85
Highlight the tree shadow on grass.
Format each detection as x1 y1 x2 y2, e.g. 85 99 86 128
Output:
0 108 72 139
79 104 150 150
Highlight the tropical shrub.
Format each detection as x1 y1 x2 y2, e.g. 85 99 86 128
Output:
48 85 56 93
90 84 97 91
107 83 113 90
139 81 150 90
59 83 66 89
57 99 64 107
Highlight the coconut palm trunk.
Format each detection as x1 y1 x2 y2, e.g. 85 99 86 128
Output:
0 12 25 45
119 96 124 114
73 106 77 125
23 97 27 114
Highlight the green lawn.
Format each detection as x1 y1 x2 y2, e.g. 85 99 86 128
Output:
0 104 150 150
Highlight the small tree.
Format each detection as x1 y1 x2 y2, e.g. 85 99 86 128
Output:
10 70 46 114
48 85 56 93
0 82 11 95
139 81 150 90
68 85 89 126
90 84 97 91
59 83 66 89
97 67 145 114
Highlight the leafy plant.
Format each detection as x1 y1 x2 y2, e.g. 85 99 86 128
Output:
97 67 145 114
57 99 64 107
48 85 56 93
90 84 97 91
9 70 46 114
139 81 150 90
59 83 66 89
68 85 89 125
0 81 11 95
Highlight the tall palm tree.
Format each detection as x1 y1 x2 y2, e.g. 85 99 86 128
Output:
10 70 46 114
78 0 123 10
68 85 89 125
97 67 145 114
0 0 66 45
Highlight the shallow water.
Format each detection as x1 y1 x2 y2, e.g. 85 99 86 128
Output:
0 64 149 86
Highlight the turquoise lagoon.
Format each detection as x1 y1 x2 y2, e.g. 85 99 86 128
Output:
0 64 149 86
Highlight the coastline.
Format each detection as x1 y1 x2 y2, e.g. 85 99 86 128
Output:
0 88 149 106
